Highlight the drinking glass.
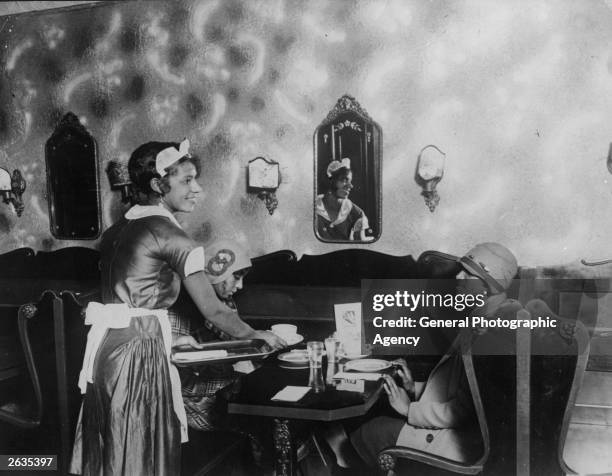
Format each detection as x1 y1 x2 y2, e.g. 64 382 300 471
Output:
309 366 325 393
325 361 339 386
324 337 340 362
307 341 324 369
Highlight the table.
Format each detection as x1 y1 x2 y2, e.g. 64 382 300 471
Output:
227 360 386 476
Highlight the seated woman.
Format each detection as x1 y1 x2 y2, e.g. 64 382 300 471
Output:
316 158 371 241
169 239 256 432
346 243 522 469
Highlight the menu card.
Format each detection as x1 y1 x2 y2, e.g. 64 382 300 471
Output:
334 302 363 356
271 386 311 402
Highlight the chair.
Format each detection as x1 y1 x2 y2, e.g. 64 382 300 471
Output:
526 300 591 476
376 329 492 476
0 291 61 430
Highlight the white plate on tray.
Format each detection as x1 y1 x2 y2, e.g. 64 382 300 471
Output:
344 358 391 372
173 350 228 362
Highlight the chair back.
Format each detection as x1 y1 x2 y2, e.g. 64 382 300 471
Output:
471 333 517 476
5 291 89 475
460 330 489 474
8 291 62 429
527 304 590 476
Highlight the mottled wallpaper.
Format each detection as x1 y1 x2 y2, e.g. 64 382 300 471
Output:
2 0 612 267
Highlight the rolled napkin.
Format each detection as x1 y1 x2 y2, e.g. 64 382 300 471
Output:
173 349 229 361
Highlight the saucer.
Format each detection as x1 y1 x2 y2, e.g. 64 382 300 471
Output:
278 349 309 369
274 333 304 346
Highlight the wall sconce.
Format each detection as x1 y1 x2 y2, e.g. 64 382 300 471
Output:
247 156 280 215
0 167 26 217
106 159 136 205
415 145 446 212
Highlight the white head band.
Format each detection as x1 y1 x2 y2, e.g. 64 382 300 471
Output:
327 157 351 178
156 139 191 177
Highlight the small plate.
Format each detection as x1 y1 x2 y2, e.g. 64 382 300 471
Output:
277 350 309 369
344 359 391 372
278 349 308 364
279 363 309 370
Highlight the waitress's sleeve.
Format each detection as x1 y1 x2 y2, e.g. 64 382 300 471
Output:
161 226 205 279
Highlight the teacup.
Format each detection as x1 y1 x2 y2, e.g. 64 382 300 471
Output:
271 324 298 339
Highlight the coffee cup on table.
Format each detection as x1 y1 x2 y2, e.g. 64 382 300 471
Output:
271 324 298 342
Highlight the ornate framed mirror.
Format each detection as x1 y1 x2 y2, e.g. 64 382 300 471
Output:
314 95 382 243
45 112 101 239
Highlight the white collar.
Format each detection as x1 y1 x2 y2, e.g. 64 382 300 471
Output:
315 194 353 226
124 204 182 229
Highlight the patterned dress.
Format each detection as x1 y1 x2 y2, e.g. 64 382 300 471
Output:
168 295 267 466
168 295 237 431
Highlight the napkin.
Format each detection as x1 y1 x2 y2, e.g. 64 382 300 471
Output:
333 371 383 381
233 360 256 374
271 386 311 402
174 349 228 361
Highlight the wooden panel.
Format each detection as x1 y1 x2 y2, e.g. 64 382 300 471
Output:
235 284 361 319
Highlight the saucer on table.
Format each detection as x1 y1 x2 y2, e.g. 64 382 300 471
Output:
277 349 309 369
344 359 391 372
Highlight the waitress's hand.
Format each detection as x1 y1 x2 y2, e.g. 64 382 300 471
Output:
173 335 205 349
383 374 411 418
254 330 287 350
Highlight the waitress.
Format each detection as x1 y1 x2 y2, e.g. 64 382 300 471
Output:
77 140 286 475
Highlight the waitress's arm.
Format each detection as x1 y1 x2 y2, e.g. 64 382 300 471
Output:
183 270 286 349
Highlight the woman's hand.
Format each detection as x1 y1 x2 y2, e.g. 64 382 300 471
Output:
253 330 287 350
383 374 411 417
173 335 205 349
392 358 416 395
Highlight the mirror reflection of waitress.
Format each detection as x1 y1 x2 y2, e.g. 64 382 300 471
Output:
316 158 372 241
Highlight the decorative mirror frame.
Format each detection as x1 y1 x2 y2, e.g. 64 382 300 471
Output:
313 94 383 243
45 112 102 240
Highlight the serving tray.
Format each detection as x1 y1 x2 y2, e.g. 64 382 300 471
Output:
171 339 273 367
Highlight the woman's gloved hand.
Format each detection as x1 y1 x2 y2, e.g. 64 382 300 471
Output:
383 374 411 417
392 358 416 396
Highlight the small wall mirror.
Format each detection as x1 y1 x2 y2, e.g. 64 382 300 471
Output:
314 94 382 243
46 112 101 239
